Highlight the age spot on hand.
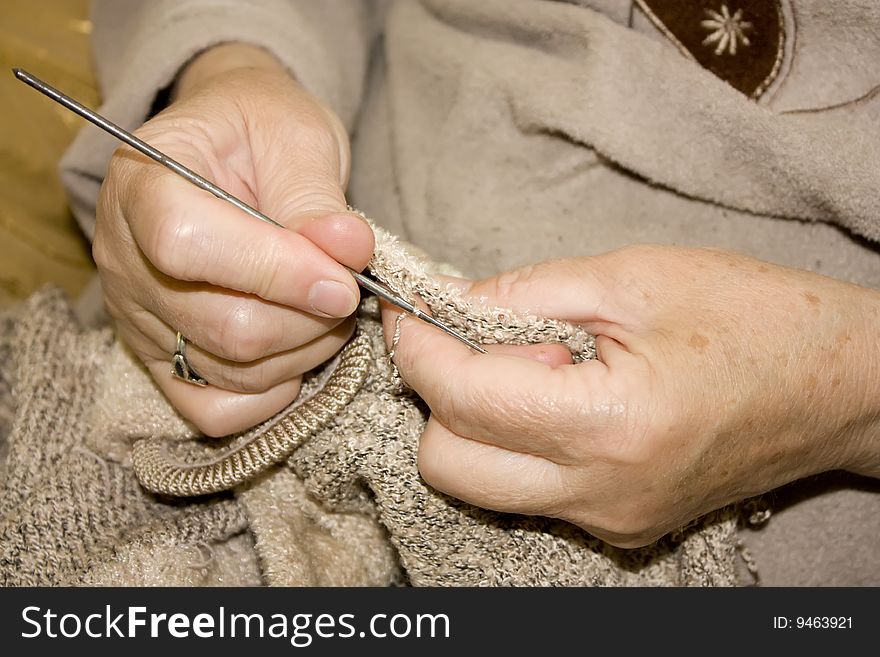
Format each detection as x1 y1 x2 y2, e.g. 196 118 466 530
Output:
688 333 710 353
803 291 821 309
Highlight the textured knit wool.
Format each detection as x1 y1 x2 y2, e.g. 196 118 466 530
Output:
0 224 741 586
0 293 261 586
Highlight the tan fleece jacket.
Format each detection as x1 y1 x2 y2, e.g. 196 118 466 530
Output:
58 0 880 585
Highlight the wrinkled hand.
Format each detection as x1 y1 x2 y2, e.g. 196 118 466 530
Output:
382 246 880 547
95 45 373 436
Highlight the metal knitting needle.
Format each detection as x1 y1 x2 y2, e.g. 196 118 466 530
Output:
14 67 487 354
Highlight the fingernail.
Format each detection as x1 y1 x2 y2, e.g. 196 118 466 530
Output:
309 280 357 317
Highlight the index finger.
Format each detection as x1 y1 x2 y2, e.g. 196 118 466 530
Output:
124 170 366 318
383 304 613 463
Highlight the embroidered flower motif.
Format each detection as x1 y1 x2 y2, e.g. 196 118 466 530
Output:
701 4 752 56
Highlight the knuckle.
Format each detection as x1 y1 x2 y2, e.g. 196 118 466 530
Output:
148 212 193 278
490 265 538 304
106 142 156 213
588 389 661 467
96 174 117 221
149 204 219 283
284 185 345 213
571 499 659 546
94 188 128 275
428 373 467 428
293 113 338 154
600 423 654 469
217 362 272 394
131 174 212 281
270 178 345 223
104 144 134 184
458 384 512 434
615 243 657 260
482 466 551 514
435 384 515 454
239 233 292 300
603 511 654 540
602 525 661 549
435 397 465 437
251 258 284 306
91 228 113 273
213 303 278 363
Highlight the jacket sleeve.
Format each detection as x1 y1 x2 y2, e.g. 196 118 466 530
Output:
60 0 381 240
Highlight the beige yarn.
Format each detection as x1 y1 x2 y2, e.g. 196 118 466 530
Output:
131 332 373 497
0 224 742 586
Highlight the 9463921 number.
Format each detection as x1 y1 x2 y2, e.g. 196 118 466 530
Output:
797 617 851 629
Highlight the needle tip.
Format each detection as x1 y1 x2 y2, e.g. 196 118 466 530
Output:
12 67 23 78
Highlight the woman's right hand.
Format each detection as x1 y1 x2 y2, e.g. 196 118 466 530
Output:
94 44 374 436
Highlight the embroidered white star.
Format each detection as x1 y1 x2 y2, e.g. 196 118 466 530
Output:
701 4 752 56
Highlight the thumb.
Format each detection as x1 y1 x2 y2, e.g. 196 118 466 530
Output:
255 122 374 272
295 209 376 273
464 258 611 324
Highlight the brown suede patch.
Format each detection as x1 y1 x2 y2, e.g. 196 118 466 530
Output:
636 0 785 98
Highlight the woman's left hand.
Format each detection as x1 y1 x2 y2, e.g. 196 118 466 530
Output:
381 246 880 547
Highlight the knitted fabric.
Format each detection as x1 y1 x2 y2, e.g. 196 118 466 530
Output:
0 224 741 586
0 293 260 586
